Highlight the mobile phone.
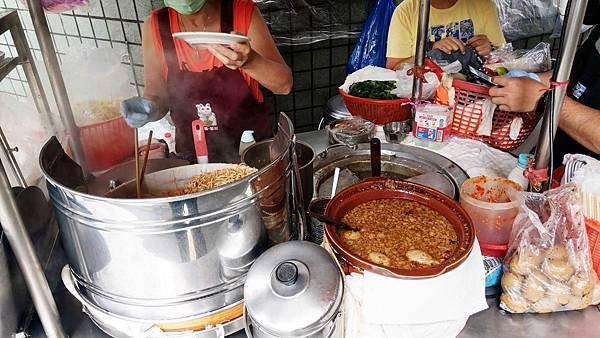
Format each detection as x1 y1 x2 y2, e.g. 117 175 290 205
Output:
468 66 497 87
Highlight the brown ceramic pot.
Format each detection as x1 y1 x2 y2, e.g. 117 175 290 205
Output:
324 178 475 279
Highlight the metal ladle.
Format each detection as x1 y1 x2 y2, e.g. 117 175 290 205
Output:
307 197 359 232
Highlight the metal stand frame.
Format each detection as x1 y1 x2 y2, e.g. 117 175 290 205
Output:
24 0 88 176
408 0 588 191
534 0 589 190
0 9 66 338
411 0 431 105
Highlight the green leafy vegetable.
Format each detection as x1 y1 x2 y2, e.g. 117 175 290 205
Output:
348 80 398 100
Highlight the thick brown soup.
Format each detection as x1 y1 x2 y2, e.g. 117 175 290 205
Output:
340 199 458 269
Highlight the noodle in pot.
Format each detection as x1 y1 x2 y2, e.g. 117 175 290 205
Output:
147 165 257 198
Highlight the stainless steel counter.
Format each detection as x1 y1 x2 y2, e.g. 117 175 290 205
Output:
29 130 600 338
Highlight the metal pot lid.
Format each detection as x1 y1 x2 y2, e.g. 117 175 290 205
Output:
326 95 351 120
245 241 343 337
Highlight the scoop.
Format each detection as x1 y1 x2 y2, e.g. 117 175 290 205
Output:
307 197 360 232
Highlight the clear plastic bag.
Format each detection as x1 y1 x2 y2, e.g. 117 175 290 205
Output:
255 0 368 45
486 42 552 73
347 0 396 74
500 185 600 313
21 0 89 13
329 118 375 145
61 45 136 127
494 0 558 41
393 63 439 99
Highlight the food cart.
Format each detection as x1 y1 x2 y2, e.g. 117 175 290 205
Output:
0 0 599 337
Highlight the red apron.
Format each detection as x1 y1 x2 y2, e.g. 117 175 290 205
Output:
157 2 272 163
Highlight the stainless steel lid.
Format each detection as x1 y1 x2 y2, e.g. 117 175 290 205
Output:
245 241 343 337
326 95 351 120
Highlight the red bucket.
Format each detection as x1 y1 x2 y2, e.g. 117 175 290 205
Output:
79 117 135 172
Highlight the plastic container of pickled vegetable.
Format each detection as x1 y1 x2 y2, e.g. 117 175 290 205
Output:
460 176 523 255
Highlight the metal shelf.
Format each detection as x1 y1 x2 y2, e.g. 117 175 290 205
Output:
0 8 67 338
0 56 19 82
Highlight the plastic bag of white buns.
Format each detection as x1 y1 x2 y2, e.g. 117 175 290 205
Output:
500 185 600 313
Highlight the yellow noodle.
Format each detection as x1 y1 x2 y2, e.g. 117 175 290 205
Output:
147 165 256 198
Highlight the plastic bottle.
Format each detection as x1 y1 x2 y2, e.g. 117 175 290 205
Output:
507 153 533 190
239 130 256 157
192 120 208 164
163 132 175 154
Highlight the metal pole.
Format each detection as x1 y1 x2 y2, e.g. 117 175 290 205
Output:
534 0 588 177
411 0 431 105
24 0 89 176
0 126 26 187
9 17 59 137
0 161 66 338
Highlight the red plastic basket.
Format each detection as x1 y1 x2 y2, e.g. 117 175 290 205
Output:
79 116 135 172
451 79 542 151
339 88 411 125
586 217 600 278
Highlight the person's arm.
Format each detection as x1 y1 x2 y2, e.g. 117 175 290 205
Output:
142 18 169 117
208 7 292 95
559 97 600 154
488 71 551 112
488 72 600 155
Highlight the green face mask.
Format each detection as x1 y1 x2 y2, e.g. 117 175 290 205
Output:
164 0 208 15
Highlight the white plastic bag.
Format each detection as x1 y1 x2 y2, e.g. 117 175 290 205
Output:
392 64 439 99
61 46 135 126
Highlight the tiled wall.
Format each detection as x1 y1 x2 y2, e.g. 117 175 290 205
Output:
0 0 369 131
0 0 559 132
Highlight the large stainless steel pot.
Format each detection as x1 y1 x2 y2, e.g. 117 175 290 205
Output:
61 266 245 338
40 115 298 322
313 143 468 200
244 241 343 338
318 95 351 130
308 143 469 244
242 139 315 210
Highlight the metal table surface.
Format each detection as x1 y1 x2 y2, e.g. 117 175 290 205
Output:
29 130 600 338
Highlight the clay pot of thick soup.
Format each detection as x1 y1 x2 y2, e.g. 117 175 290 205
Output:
324 178 475 279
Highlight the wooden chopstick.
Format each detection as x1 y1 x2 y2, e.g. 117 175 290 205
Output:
139 130 153 188
135 129 141 198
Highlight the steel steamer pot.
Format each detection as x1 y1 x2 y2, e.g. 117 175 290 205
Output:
244 241 344 338
318 95 351 130
40 115 299 324
313 143 468 200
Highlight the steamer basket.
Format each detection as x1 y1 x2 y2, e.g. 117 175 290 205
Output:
62 266 245 338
